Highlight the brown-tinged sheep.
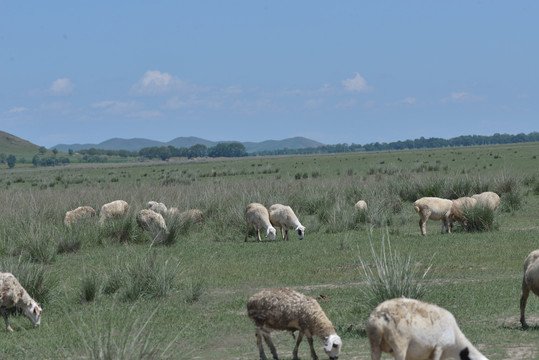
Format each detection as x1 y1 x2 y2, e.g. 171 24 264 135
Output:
0 272 42 332
413 197 462 236
178 209 204 225
64 205 96 226
98 200 129 225
367 297 489 360
520 249 539 327
471 191 500 211
247 287 342 360
354 200 368 212
268 204 305 241
146 201 168 215
245 203 276 242
136 209 168 235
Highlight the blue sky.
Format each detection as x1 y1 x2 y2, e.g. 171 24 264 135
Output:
1 1 537 148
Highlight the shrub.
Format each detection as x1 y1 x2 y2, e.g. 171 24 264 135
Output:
81 272 100 303
357 233 433 311
501 190 522 213
99 217 141 244
461 205 497 232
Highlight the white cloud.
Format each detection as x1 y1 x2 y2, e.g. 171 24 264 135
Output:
441 92 487 104
304 98 324 109
342 73 371 93
92 100 140 114
336 99 358 109
399 97 416 104
5 107 28 114
130 70 187 95
50 78 74 95
126 110 163 119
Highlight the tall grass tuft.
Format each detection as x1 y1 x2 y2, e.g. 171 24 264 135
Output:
357 232 433 311
501 190 522 213
0 258 56 305
99 216 142 244
69 305 174 360
81 271 100 303
461 205 497 232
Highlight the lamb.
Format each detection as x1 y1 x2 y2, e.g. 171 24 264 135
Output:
64 205 96 226
268 204 306 241
413 197 463 236
366 297 489 360
98 200 129 225
136 209 168 235
247 287 342 360
354 200 368 212
519 249 539 328
245 203 277 242
146 201 168 216
471 191 500 211
0 272 42 332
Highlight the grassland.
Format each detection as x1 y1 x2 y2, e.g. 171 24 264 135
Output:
0 142 539 359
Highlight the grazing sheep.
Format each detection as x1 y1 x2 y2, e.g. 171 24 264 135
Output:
413 197 462 236
98 200 129 225
64 205 96 226
146 201 168 215
0 272 42 332
247 287 342 360
448 197 477 230
245 203 277 242
354 200 368 212
178 209 204 225
520 249 539 328
268 204 306 241
136 209 168 235
471 191 500 211
366 297 489 360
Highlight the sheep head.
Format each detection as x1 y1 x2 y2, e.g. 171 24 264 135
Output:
23 300 42 328
324 334 342 359
266 226 277 241
296 225 306 239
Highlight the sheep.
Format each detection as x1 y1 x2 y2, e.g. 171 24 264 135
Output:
366 297 489 360
136 209 168 235
178 209 204 225
354 200 368 212
64 205 96 226
245 203 277 242
146 201 168 216
413 197 463 236
520 249 539 328
0 272 42 332
448 197 477 230
471 191 500 211
268 204 306 241
98 200 129 225
247 287 342 360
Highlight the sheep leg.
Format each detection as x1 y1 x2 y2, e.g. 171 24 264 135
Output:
292 331 303 360
262 332 279 359
1 310 13 332
255 329 269 360
257 228 262 242
419 219 427 236
431 346 443 360
279 227 285 241
284 228 289 241
520 281 530 328
306 335 318 360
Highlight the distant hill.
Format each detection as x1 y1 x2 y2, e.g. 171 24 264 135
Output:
52 136 325 153
0 131 42 157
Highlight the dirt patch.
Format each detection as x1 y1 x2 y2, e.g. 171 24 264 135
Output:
504 345 536 360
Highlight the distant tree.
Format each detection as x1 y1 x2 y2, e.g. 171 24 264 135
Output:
7 155 16 168
38 146 47 155
32 155 39 167
68 148 74 156
0 153 6 164
52 148 58 156
188 144 207 159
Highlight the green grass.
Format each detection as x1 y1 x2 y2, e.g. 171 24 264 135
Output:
0 142 539 359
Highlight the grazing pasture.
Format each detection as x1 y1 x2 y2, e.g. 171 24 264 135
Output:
0 142 538 359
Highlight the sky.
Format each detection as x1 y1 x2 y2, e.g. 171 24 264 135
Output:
1 1 538 148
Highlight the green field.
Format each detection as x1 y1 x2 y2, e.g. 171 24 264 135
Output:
1 143 539 359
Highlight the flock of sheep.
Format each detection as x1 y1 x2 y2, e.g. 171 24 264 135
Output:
2 190 538 360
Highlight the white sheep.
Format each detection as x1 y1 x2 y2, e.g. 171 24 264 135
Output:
146 201 168 216
245 203 277 242
268 204 306 241
247 287 342 360
354 200 368 212
520 249 539 327
413 197 463 236
64 205 96 226
136 209 168 235
471 191 500 211
448 197 477 230
366 297 489 360
98 200 129 225
0 272 42 332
